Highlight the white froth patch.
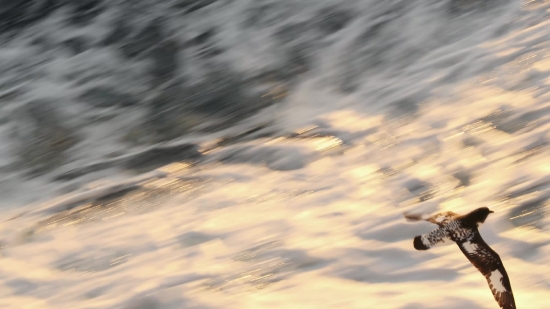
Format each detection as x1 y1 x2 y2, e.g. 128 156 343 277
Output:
489 270 507 293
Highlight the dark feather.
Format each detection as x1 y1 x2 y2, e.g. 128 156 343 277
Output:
457 232 516 309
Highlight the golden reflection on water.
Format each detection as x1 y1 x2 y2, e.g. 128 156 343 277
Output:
202 240 310 292
155 162 193 174
311 136 343 152
12 102 550 303
32 174 209 233
57 252 132 274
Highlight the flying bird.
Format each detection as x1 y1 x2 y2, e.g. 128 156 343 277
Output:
405 207 516 309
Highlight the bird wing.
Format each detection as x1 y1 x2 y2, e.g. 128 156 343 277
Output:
414 226 454 250
457 232 516 309
404 211 459 227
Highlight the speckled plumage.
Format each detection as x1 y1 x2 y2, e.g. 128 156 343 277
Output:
406 207 516 309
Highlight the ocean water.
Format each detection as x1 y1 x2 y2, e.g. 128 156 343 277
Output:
0 0 549 308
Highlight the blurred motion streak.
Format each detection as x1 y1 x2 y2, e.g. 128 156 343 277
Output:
0 0 549 309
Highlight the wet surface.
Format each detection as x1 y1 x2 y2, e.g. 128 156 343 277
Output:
33 176 212 232
461 108 541 136
502 177 550 229
56 251 131 274
509 197 549 229
1 1 550 308
203 241 326 292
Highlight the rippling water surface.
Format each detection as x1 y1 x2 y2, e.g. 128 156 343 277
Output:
0 0 550 308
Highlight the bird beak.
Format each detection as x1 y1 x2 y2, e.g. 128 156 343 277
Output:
489 210 494 213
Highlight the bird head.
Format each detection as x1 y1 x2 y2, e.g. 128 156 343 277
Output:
470 207 494 224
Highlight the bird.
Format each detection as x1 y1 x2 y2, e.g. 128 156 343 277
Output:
405 207 516 309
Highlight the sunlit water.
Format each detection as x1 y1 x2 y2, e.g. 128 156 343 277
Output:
0 0 550 308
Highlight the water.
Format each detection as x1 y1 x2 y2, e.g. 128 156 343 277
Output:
0 0 549 308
